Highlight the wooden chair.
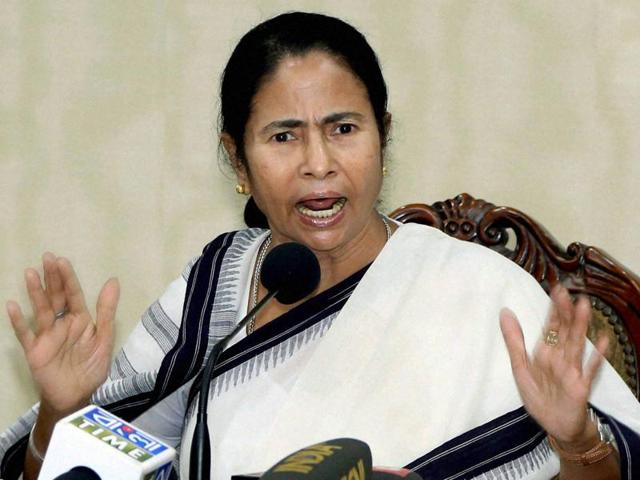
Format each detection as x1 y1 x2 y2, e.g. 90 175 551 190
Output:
390 193 640 400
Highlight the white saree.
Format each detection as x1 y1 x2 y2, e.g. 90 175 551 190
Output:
173 223 640 479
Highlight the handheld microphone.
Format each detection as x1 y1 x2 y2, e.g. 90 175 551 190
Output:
190 242 321 480
38 405 175 480
259 438 372 480
231 439 424 480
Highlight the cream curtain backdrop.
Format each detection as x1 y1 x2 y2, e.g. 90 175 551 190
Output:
1 0 639 431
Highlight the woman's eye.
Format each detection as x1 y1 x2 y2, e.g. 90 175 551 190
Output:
273 132 294 143
335 124 354 135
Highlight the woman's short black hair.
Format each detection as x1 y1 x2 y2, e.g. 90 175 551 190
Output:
220 11 389 227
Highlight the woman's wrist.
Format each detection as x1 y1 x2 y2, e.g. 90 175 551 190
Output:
28 423 46 463
549 409 617 467
551 418 600 454
31 396 91 462
29 413 56 464
38 396 92 426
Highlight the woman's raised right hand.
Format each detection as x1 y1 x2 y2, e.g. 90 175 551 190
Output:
6 252 119 415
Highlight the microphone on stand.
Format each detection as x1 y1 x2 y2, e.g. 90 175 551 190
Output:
190 242 321 480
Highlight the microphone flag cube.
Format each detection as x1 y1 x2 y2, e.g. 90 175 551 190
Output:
39 405 175 480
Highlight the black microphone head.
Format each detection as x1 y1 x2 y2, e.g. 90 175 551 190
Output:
261 242 320 304
53 466 101 479
259 438 372 479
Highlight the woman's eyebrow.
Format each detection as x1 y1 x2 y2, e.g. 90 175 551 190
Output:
261 119 304 134
261 112 365 134
321 111 364 124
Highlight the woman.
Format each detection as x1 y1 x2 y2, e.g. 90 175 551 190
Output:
2 12 639 480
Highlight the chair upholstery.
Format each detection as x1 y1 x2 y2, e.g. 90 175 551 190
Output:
390 193 640 400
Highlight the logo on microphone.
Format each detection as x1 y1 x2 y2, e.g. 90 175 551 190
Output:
70 407 169 462
273 442 347 474
273 444 367 479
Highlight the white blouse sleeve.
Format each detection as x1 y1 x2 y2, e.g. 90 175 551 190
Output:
132 378 194 448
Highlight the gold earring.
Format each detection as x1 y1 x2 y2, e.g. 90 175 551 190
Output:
235 184 247 195
382 166 388 177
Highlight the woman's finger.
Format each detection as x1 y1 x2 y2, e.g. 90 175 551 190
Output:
540 286 563 353
549 286 573 344
43 252 66 314
564 295 591 367
584 334 609 383
25 268 56 332
95 278 119 351
56 257 88 314
499 308 529 375
7 300 35 351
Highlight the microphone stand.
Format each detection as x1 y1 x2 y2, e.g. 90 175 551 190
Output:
190 289 278 480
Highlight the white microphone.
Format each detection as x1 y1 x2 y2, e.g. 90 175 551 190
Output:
38 405 175 480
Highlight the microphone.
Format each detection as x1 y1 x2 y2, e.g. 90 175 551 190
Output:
259 438 372 480
190 242 321 480
260 242 321 304
230 438 424 480
37 405 175 480
53 466 101 479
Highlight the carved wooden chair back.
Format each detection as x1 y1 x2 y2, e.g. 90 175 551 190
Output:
390 193 640 400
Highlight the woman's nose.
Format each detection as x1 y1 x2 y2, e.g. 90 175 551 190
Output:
300 135 336 179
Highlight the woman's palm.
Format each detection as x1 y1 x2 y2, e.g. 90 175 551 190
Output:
500 286 607 444
7 253 119 413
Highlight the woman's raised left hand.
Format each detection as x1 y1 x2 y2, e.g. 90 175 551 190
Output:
499 285 608 447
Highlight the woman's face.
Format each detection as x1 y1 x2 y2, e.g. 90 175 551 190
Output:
234 51 385 257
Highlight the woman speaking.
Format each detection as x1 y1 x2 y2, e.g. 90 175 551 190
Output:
2 12 639 480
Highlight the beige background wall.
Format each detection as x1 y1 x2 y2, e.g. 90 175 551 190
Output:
1 0 638 430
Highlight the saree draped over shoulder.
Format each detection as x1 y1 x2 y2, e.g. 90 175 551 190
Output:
2 224 640 480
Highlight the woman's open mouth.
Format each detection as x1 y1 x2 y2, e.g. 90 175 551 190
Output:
296 197 347 219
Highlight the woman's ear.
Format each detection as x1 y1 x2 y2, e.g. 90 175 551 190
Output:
221 133 249 186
